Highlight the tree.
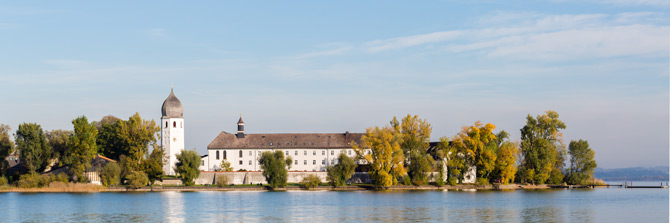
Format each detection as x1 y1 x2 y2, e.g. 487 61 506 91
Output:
45 129 73 167
494 142 518 184
259 151 290 189
451 121 497 183
0 124 14 176
220 160 233 171
126 171 149 189
391 115 433 185
100 162 121 187
326 153 357 187
566 139 597 185
15 123 51 173
519 111 566 184
69 116 99 182
353 126 406 188
141 147 165 185
174 150 200 186
95 113 160 168
301 174 321 189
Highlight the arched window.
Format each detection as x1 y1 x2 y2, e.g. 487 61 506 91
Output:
173 121 176 128
223 151 227 160
165 122 168 128
239 150 243 158
216 151 220 160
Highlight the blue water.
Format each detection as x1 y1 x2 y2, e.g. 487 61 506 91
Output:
0 187 667 222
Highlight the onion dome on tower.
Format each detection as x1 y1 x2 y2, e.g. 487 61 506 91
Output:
161 88 183 118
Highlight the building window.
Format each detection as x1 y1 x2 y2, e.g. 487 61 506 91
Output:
216 151 220 160
304 160 307 165
270 142 273 146
173 121 176 128
239 150 243 158
348 150 351 155
249 160 252 165
201 160 204 166
249 151 252 156
304 151 307 155
313 160 316 165
322 160 325 165
224 151 227 160
295 151 298 156
331 151 334 155
285 151 289 156
165 122 168 128
295 160 298 165
332 159 337 164
313 151 316 155
239 160 243 165
322 151 325 155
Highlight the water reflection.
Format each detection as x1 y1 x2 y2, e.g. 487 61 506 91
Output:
162 191 185 222
0 188 667 222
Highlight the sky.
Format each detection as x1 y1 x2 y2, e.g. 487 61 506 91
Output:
0 1 667 169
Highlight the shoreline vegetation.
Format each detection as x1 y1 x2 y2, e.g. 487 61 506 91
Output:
1 183 614 193
0 111 603 192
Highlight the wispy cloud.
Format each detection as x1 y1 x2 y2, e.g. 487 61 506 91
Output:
296 46 352 59
364 31 464 53
43 59 88 68
363 12 669 61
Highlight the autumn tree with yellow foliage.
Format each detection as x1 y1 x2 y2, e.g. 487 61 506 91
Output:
451 121 498 184
353 126 406 189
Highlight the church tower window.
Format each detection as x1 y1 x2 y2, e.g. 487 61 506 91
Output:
173 121 176 128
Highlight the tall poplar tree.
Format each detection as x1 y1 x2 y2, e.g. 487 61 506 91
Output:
70 116 98 182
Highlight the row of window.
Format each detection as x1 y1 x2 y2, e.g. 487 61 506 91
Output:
231 159 339 166
215 149 354 160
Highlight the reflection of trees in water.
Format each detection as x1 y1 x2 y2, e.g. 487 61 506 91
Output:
569 206 593 223
521 206 565 222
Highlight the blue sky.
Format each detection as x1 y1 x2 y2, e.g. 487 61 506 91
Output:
0 1 668 168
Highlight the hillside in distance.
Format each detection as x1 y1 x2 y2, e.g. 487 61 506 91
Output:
594 166 669 181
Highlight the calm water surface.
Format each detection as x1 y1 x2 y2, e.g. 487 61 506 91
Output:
0 186 667 222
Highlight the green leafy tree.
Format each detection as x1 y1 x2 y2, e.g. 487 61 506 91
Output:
15 123 51 173
174 150 200 186
100 162 121 187
69 116 99 182
566 139 597 185
353 126 406 189
301 174 322 189
391 115 433 185
126 171 149 189
259 151 290 189
45 130 73 167
141 147 165 185
0 124 14 176
519 111 566 184
95 113 160 168
326 153 357 187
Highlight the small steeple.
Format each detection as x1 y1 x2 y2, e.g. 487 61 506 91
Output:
236 113 245 138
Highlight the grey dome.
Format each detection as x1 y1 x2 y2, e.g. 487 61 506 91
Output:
161 88 183 118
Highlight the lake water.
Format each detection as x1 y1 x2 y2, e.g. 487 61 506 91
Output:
0 185 667 222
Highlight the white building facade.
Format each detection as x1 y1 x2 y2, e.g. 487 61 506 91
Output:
161 88 185 176
206 117 364 172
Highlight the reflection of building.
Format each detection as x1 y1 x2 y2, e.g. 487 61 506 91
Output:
161 88 185 176
205 116 364 171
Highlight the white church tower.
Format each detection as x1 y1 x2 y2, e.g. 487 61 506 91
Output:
161 88 184 176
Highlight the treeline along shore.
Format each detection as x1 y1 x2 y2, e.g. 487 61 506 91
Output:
1 110 602 192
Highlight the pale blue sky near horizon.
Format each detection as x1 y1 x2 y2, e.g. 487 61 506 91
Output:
0 1 668 168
